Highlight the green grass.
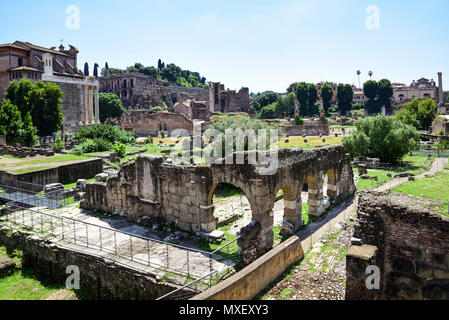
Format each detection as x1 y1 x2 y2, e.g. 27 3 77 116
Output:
64 178 96 190
1 155 92 168
197 228 239 262
392 171 449 216
11 166 55 174
0 246 70 300
0 269 69 300
355 155 436 190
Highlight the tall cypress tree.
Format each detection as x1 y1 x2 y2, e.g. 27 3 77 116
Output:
84 62 89 76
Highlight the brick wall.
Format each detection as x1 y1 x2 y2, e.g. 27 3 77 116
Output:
346 192 449 300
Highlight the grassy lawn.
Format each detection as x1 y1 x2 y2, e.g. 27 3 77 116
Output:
0 246 70 300
279 135 345 149
0 155 92 168
11 166 55 174
392 171 449 217
355 155 436 190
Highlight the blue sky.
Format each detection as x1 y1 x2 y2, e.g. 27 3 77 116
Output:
1 0 448 93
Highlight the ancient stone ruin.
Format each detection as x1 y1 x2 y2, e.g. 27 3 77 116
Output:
82 146 355 264
346 192 449 300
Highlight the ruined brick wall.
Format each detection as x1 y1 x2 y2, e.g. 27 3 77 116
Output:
432 116 449 136
347 193 449 300
129 112 194 137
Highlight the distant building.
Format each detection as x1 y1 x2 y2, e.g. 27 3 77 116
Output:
393 77 438 105
0 41 99 133
208 82 250 114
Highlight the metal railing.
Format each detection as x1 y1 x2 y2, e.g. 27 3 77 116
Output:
0 203 240 287
156 237 240 300
0 183 70 210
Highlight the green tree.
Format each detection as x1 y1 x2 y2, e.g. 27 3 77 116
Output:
337 84 353 115
93 63 99 78
284 92 296 117
5 79 35 119
343 115 419 163
99 92 125 123
5 79 63 137
363 80 380 114
20 112 38 147
320 83 333 113
29 81 63 136
395 98 437 130
296 82 309 117
84 63 89 76
0 99 23 144
258 103 277 119
250 92 279 111
378 79 393 113
307 84 318 115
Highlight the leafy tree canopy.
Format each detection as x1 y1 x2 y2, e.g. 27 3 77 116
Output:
343 115 420 163
99 92 126 123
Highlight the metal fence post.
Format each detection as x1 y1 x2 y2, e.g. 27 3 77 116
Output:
73 220 76 244
166 244 169 269
130 236 133 261
114 231 117 255
147 240 150 267
86 224 89 247
187 251 190 278
99 227 102 251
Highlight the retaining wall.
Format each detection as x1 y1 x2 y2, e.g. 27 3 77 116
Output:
191 236 304 300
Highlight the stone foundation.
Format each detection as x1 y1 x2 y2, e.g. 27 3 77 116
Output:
346 192 449 300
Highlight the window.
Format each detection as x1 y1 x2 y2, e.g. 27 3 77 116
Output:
18 58 23 67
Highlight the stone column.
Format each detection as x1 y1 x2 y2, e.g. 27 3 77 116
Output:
281 197 303 236
308 173 326 217
84 85 90 124
89 87 95 124
93 87 99 123
327 168 340 201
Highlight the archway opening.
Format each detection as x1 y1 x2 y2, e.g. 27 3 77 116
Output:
275 185 303 241
201 183 253 262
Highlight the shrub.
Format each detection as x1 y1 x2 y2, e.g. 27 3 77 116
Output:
113 142 127 158
295 116 304 126
70 138 113 155
74 124 135 145
52 136 65 153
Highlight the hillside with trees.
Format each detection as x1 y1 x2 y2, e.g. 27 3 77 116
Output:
103 60 208 89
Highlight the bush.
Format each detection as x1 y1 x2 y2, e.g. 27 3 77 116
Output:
74 124 135 145
113 142 127 158
70 138 113 156
258 103 277 119
295 116 304 126
52 136 65 153
343 115 420 163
